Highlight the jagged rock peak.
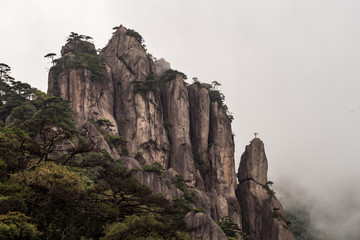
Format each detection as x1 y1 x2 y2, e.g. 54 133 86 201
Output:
155 58 171 78
61 39 96 56
236 138 295 240
238 137 268 185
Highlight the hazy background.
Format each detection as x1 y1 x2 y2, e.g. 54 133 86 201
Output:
1 1 360 239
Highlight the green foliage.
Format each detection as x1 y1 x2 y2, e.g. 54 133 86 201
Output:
172 174 187 192
0 160 6 180
0 212 41 240
143 161 165 176
132 74 160 99
80 150 112 167
192 78 234 121
183 190 197 204
0 72 74 165
0 180 29 214
171 174 198 221
0 77 43 123
14 162 88 202
270 208 291 228
52 51 105 83
193 208 205 213
23 97 77 162
192 150 210 178
50 37 105 95
209 89 234 121
90 117 129 156
0 127 38 172
102 213 190 240
263 181 276 201
0 63 194 239
217 216 248 240
161 69 187 82
96 118 115 130
10 102 37 123
105 134 128 147
126 29 144 44
104 134 129 156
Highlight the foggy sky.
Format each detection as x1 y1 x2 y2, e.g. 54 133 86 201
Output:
1 1 360 238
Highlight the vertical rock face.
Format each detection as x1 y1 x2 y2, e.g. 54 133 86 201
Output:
185 212 228 240
207 101 241 225
188 84 210 165
188 84 241 226
238 138 268 185
100 26 170 166
48 43 117 132
237 138 295 240
161 75 196 185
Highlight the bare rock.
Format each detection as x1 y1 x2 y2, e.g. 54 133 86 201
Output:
184 212 228 240
119 157 183 200
238 137 268 185
188 84 210 170
237 138 295 240
161 74 196 185
207 102 240 225
155 58 171 78
100 26 170 166
80 122 119 159
61 40 96 55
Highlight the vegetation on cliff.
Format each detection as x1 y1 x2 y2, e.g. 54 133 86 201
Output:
0 64 190 239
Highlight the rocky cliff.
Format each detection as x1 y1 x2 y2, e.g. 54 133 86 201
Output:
237 138 295 240
47 25 294 240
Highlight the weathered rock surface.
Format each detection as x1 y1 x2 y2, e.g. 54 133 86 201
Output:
208 102 241 225
188 84 210 168
238 137 268 185
80 122 119 159
155 58 171 78
237 138 295 240
120 157 183 200
185 212 228 240
161 75 196 185
100 26 170 166
48 25 295 240
48 42 117 131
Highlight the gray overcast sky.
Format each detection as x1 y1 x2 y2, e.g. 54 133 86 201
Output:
1 0 360 238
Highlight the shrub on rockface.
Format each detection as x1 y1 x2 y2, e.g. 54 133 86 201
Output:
161 69 187 83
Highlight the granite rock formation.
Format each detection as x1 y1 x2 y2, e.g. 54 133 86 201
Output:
47 25 294 239
237 138 295 240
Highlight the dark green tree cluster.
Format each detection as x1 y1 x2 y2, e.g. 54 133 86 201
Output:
0 64 191 239
192 78 234 121
217 216 248 240
49 32 105 94
131 73 162 99
161 69 188 82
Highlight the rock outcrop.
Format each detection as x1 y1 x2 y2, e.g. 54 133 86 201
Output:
237 138 295 240
48 25 294 239
185 212 228 240
100 26 170 167
161 75 196 185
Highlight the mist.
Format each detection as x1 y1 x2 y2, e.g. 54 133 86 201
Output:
1 1 360 239
275 177 360 239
